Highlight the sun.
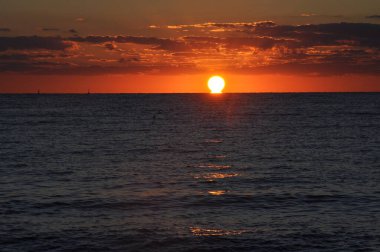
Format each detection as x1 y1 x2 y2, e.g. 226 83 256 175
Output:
208 76 225 94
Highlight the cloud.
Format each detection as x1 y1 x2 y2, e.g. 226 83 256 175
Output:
165 21 380 48
0 61 199 75
0 53 31 61
0 22 379 76
0 28 11 32
41 28 60 32
69 29 78 34
366 15 380 19
104 42 117 50
0 36 75 51
0 53 58 61
167 21 276 31
204 22 380 49
70 35 190 51
300 13 317 17
69 34 287 51
225 37 292 49
118 57 140 63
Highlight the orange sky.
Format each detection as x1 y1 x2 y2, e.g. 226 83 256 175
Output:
1 73 379 93
0 0 379 93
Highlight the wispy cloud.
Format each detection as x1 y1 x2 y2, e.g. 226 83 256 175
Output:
366 15 380 19
300 13 317 17
0 36 75 51
41 28 60 32
68 29 78 34
75 17 86 22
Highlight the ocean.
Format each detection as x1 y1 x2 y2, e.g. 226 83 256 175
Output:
0 94 379 251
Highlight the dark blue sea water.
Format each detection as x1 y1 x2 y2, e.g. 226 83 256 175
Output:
0 94 379 252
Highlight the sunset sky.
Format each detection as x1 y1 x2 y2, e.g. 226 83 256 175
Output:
0 0 380 93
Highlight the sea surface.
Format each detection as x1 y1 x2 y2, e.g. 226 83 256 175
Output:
0 94 379 252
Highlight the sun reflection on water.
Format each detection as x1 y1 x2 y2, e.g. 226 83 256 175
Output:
204 139 224 143
198 164 231 169
190 227 246 237
194 173 239 180
208 190 227 196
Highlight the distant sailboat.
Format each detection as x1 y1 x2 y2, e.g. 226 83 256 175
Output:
37 89 40 95
87 89 90 95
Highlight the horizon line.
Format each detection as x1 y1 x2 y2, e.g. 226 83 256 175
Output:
1 91 380 95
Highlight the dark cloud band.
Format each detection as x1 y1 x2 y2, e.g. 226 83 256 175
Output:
0 36 74 51
0 22 379 76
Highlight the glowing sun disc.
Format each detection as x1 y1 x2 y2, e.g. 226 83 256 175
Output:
208 76 225 93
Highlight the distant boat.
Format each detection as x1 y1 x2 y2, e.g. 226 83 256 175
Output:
87 89 90 95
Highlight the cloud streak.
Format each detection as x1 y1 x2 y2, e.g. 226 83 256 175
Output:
41 28 60 32
0 36 75 51
366 15 380 19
